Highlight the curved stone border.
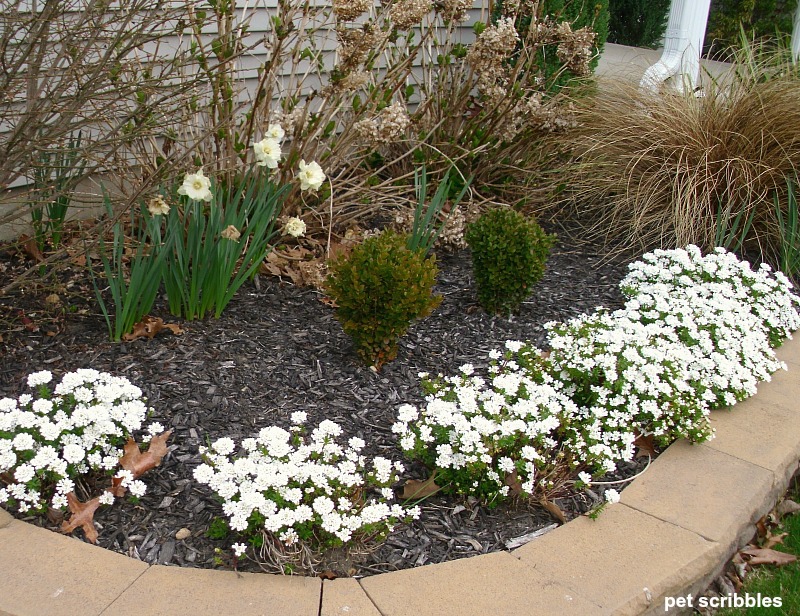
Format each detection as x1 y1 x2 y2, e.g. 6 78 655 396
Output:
1 338 798 616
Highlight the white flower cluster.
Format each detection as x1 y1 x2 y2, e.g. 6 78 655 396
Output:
194 416 418 554
253 124 285 169
547 245 797 472
177 168 213 202
547 311 712 472
397 246 799 496
0 370 149 512
621 245 800 347
392 343 579 502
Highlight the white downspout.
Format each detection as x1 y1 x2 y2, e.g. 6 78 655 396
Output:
640 0 712 93
791 0 800 59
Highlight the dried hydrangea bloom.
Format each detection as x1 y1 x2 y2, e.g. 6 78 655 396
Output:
390 0 432 30
333 0 371 21
555 23 596 77
337 25 385 73
465 17 519 100
338 70 370 91
273 108 305 135
354 101 411 144
434 0 472 22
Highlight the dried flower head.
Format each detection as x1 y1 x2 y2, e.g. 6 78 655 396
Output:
337 25 385 74
284 217 307 238
333 0 371 22
465 17 519 101
354 101 411 144
147 195 170 216
434 0 472 22
390 0 432 30
221 225 241 241
555 23 596 77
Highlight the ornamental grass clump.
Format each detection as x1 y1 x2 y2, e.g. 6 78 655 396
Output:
325 231 441 369
392 342 585 505
193 415 419 571
465 207 555 316
555 39 800 265
0 370 150 513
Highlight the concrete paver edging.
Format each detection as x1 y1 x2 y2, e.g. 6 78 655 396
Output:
1 337 799 616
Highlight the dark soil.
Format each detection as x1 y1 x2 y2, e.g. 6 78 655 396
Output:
0 234 650 576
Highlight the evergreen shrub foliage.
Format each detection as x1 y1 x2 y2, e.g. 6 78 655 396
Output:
706 0 797 57
608 0 671 49
465 208 555 316
325 231 441 369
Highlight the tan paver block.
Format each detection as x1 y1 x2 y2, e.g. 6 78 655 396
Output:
0 520 148 616
620 441 775 546
321 578 381 616
515 503 721 615
775 336 800 367
360 550 604 616
0 507 12 529
706 402 800 486
102 564 321 616
746 361 800 414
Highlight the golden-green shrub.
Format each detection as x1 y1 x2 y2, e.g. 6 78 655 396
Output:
325 231 441 369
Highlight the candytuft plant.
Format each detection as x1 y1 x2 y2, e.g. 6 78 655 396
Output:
465 207 555 316
193 415 419 572
325 230 441 369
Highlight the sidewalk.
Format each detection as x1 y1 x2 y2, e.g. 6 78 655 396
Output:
1 338 798 615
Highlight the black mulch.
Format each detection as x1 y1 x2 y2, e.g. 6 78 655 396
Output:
0 234 651 576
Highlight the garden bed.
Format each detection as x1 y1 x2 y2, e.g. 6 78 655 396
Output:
0 232 645 576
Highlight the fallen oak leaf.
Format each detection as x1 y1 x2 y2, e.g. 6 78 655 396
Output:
122 316 183 341
740 547 798 567
118 430 172 478
398 474 442 500
18 234 45 262
633 433 657 459
61 492 103 543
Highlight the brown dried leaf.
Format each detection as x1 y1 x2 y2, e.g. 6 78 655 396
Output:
118 431 172 478
122 316 183 341
398 474 442 500
764 532 788 550
318 570 338 580
539 498 567 524
740 547 797 566
633 433 657 459
755 515 769 540
61 492 103 543
18 234 45 262
777 499 800 517
504 470 524 496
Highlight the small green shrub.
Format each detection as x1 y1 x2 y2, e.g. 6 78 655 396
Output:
465 208 555 316
325 231 441 369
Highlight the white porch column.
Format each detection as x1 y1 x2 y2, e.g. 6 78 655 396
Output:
791 0 800 59
640 0 712 93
